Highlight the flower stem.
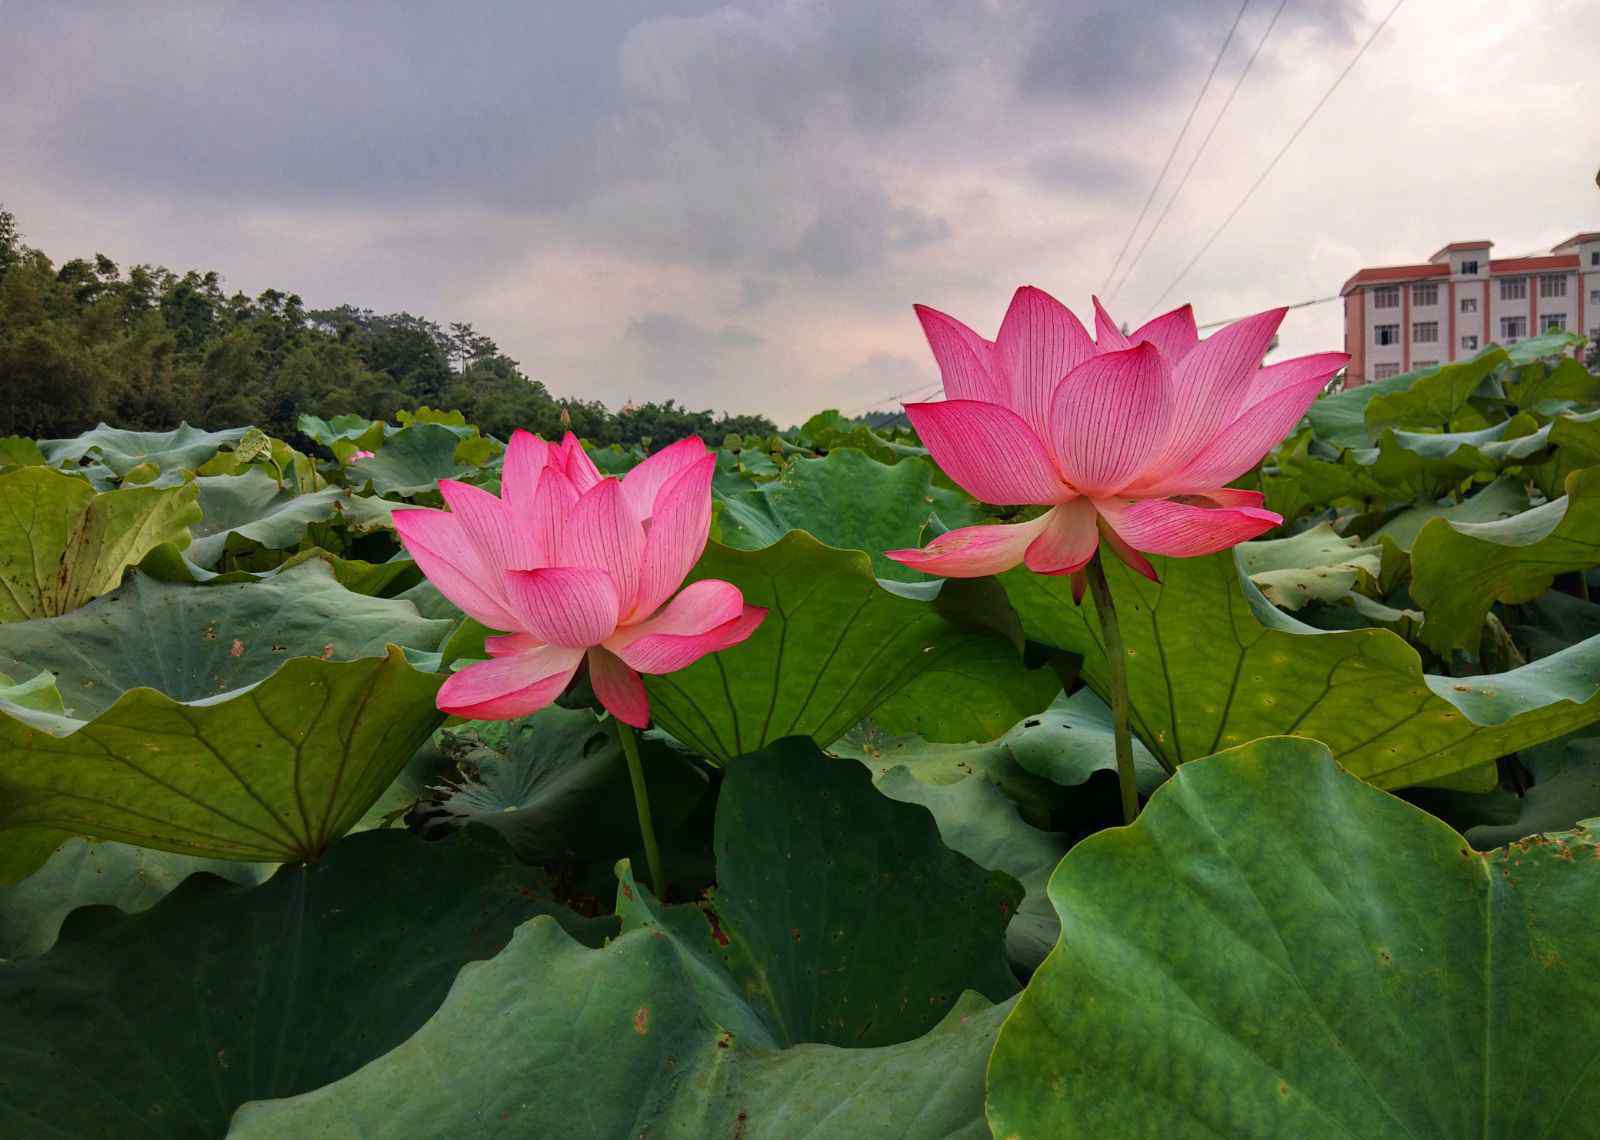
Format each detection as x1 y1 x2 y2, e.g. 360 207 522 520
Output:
616 720 667 900
1084 552 1139 825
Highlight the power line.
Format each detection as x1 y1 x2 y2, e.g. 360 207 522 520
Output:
1096 0 1252 295
1108 0 1289 303
1196 293 1340 330
846 380 942 417
1141 0 1408 322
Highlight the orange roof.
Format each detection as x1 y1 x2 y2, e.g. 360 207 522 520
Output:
1428 240 1493 262
1339 263 1440 295
1489 254 1579 273
1553 232 1600 251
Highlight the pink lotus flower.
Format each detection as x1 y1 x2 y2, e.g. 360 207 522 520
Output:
393 432 765 726
347 449 375 461
886 287 1347 586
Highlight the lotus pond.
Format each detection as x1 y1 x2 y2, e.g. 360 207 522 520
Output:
2 327 1599 1138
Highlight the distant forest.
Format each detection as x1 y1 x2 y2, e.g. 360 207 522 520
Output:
0 208 778 448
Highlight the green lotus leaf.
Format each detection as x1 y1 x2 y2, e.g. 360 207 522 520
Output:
685 737 1018 1044
1001 548 1600 788
1362 346 1507 434
140 543 419 596
1506 352 1600 409
1369 475 1530 553
1277 417 1548 509
229 737 1016 1139
644 533 1057 761
1464 726 1600 849
1531 406 1600 498
1410 466 1600 653
713 447 985 580
414 706 712 865
0 559 450 718
296 411 389 450
1238 522 1381 610
986 736 1600 1140
0 836 272 959
0 466 201 622
0 668 62 714
0 828 609 1138
187 467 392 568
0 647 444 861
350 422 487 498
1305 371 1422 450
872 764 1068 973
0 435 46 469
36 422 251 477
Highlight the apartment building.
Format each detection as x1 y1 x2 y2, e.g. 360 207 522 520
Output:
1340 232 1599 385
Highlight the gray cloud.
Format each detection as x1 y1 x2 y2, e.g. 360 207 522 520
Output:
5 0 1546 426
627 312 765 352
1018 0 1363 107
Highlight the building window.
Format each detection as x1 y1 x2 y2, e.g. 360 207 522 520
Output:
1459 259 1479 275
1592 251 1599 266
1500 277 1528 301
1412 321 1439 343
1411 283 1438 306
1372 286 1400 309
1541 313 1567 333
1374 324 1400 346
1590 289 1600 305
1540 274 1568 298
1500 315 1528 340
1414 360 1438 369
1372 363 1401 380
1460 296 1477 313
1461 334 1479 351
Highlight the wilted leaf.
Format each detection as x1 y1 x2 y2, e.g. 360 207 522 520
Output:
0 466 200 622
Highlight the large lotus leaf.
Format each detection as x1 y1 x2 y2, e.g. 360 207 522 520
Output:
1277 418 1548 508
1464 726 1600 849
229 735 1017 1139
296 411 389 450
0 435 46 469
1001 548 1600 789
1238 522 1380 610
0 466 201 622
1410 466 1600 653
712 447 985 580
1370 475 1530 552
0 559 451 718
1362 346 1507 433
644 533 1056 761
1504 584 1600 661
1531 406 1600 498
36 422 250 477
841 689 1165 799
1506 352 1600 409
1305 370 1424 450
872 764 1068 972
986 736 1600 1140
350 422 482 498
0 836 273 959
0 828 609 1139
0 648 443 861
687 737 1018 1045
187 468 386 567
414 706 712 865
233 917 1010 1140
140 542 420 596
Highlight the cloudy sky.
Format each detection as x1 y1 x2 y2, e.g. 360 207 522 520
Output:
5 0 1596 423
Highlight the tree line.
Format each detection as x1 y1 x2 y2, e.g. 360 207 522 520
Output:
0 208 777 448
